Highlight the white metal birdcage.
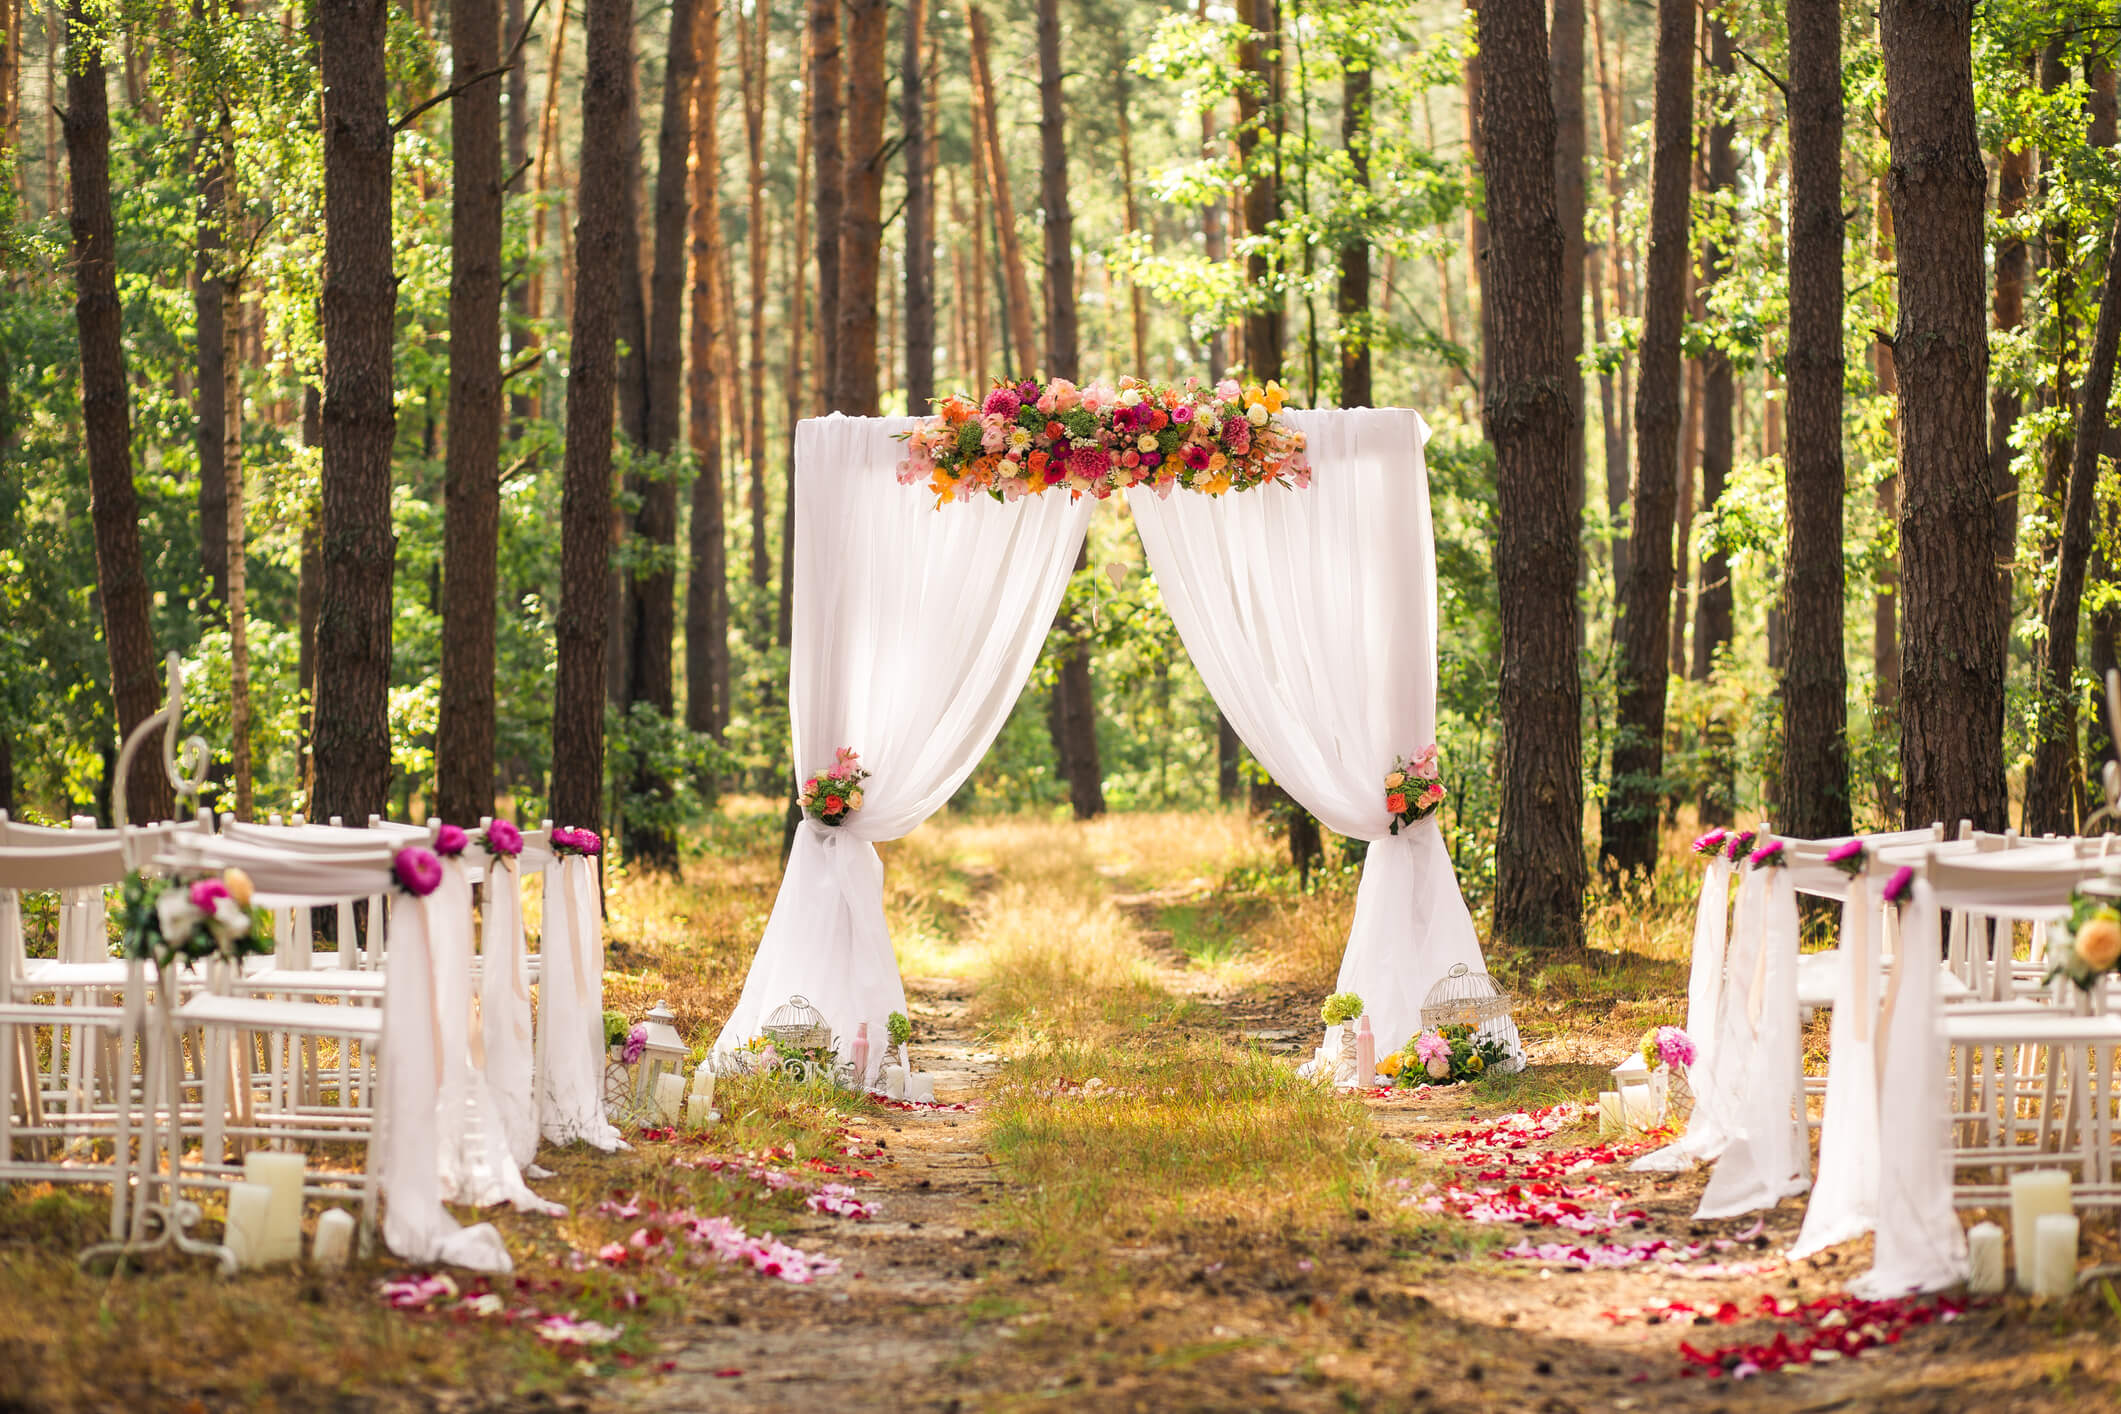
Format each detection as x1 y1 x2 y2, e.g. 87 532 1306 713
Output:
763 995 834 1052
1419 963 1514 1034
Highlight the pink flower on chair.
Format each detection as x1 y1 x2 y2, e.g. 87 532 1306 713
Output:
481 819 524 858
189 878 231 913
393 847 443 898
434 823 469 857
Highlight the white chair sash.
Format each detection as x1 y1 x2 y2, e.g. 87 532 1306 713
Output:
536 855 624 1151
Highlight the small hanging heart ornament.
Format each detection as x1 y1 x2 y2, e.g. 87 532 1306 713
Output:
1104 561 1130 591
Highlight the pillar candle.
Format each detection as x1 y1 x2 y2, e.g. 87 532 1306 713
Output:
688 1062 716 1108
904 1072 936 1103
310 1207 356 1272
1621 1084 1656 1129
223 1182 273 1270
2033 1213 2079 1300
242 1151 306 1265
1597 1091 1623 1138
684 1096 719 1128
2009 1169 2073 1287
882 1064 907 1100
1966 1221 2006 1294
654 1072 685 1126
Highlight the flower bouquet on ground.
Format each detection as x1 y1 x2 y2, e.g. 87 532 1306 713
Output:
800 748 870 827
119 868 269 972
1379 1023 1511 1088
2044 896 2121 999
1637 1025 1695 1111
894 375 1310 506
1385 746 1446 834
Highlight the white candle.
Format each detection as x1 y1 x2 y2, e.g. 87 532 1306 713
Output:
1621 1084 1656 1129
654 1072 685 1126
1597 1091 1623 1137
223 1182 273 1269
904 1072 936 1103
2009 1169 2073 1287
311 1207 356 1271
881 1064 907 1100
2033 1213 2079 1299
242 1151 306 1265
1966 1221 2005 1294
684 1096 718 1129
688 1063 716 1108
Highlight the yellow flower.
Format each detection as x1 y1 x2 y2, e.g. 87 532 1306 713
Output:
1385 771 1405 789
222 867 254 907
1137 433 1158 452
1243 382 1264 405
1208 452 1227 471
1464 1052 1485 1075
1263 380 1285 413
1203 472 1232 495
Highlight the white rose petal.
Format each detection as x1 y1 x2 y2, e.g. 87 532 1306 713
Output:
155 892 203 948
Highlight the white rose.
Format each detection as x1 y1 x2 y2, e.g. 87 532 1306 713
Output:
1118 388 1142 407
1137 433 1157 452
212 897 252 941
1246 403 1270 426
155 891 203 948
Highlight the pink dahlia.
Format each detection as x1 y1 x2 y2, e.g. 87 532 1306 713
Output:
1068 445 1111 479
982 388 1021 418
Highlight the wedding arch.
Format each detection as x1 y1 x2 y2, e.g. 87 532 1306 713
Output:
712 396 1508 1082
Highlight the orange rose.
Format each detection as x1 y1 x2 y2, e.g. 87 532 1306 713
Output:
1028 449 1049 476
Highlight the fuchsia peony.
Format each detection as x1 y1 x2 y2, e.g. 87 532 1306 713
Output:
551 827 602 857
1882 865 1915 904
434 822 469 857
481 818 524 857
189 878 231 913
393 846 443 898
1826 838 1865 875
1692 828 1729 856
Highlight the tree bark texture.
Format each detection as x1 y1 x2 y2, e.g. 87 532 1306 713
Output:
1463 0 1488 399
1235 0 1283 382
1336 60 1371 407
1036 0 1076 384
194 75 229 616
966 4 1037 380
1692 15 1736 825
2023 205 2121 835
506 0 534 426
744 0 772 591
1882 0 2005 835
686 0 729 743
809 0 844 408
834 0 886 413
1778 0 1849 841
312 0 396 828
1549 0 1586 547
1479 0 1584 947
65 0 172 823
900 0 932 410
438 0 503 827
1600 0 1691 879
550 0 635 833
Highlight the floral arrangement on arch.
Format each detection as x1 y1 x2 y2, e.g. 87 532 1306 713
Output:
895 375 1309 506
2045 894 2121 993
801 748 870 827
1377 1023 1510 1087
1386 746 1446 833
119 868 270 971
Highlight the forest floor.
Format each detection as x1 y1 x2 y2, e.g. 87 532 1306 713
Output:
2 805 2119 1411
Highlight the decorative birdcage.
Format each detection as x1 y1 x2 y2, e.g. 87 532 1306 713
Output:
764 995 834 1052
1420 963 1514 1034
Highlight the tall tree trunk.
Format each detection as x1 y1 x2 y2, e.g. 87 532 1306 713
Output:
2085 57 2118 776
1989 63 2033 649
1871 182 1901 815
1550 0 1586 561
966 3 1036 378
1115 55 1148 376
1235 0 1283 382
1336 58 1371 406
224 276 252 819
551 0 634 833
1599 0 1691 879
529 0 570 321
1691 16 1736 825
745 0 772 591
1590 0 1631 586
505 0 533 426
438 0 503 828
2024 205 2121 835
1200 43 1227 380
608 13 650 712
1883 0 2003 834
780 71 809 651
834 0 885 412
312 0 395 828
63 0 171 823
297 383 321 777
1463 0 1488 398
1669 348 1700 676
1480 0 1584 948
808 0 844 408
193 50 228 616
686 0 728 746
622 0 700 871
900 0 932 410
1778 0 1849 841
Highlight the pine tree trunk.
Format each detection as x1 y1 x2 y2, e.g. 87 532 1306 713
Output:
438 0 503 828
1599 0 1692 879
1480 0 1584 947
530 0 571 321
1692 17 1737 824
2024 204 2121 835
1550 0 1586 555
832 0 886 413
225 274 252 820
966 4 1037 379
686 0 728 745
745 0 772 590
1462 0 1488 399
297 383 321 775
312 0 396 828
780 77 809 652
193 50 228 617
1590 0 1631 587
505 0 533 426
1235 0 1283 382
1883 0 2005 834
551 0 634 833
1115 56 1148 376
1337 60 1371 406
808 0 843 409
1871 185 1902 810
1669 348 1699 677
900 0 932 408
64 1 171 824
1037 0 1075 382
1989 66 2032 650
1779 0 1849 842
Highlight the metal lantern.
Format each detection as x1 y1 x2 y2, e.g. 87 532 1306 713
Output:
763 995 834 1052
1419 963 1514 1033
632 1001 689 1100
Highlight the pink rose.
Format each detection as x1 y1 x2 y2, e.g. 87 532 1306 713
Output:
189 878 231 913
1215 379 1242 401
1171 403 1194 424
483 819 524 857
434 822 468 857
393 846 443 898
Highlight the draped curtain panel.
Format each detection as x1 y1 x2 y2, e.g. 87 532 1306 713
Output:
1127 408 1506 1056
714 415 1095 1078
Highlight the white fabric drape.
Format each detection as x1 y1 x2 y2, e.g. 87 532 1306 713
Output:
1852 879 1967 1296
431 859 557 1214
715 415 1094 1080
537 855 624 1151
376 888 511 1271
1637 860 1752 1172
477 849 539 1171
1696 866 1809 1217
1126 408 1506 1058
1792 874 1882 1257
